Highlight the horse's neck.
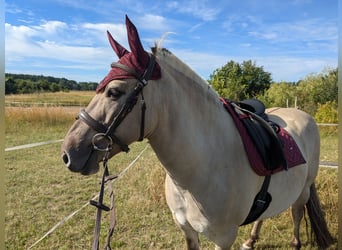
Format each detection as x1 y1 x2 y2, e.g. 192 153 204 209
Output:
147 64 240 186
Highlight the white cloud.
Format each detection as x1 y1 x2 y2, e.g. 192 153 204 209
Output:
81 22 127 45
38 20 68 33
137 14 171 31
5 3 23 14
5 21 116 66
166 0 220 21
248 18 337 45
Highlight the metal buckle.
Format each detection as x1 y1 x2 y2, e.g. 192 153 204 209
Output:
92 133 113 152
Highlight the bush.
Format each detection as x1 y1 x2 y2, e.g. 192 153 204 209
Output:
314 101 338 124
314 101 338 134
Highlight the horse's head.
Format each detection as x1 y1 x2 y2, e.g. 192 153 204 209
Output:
61 16 161 175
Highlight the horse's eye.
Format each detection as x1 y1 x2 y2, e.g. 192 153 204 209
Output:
107 88 124 100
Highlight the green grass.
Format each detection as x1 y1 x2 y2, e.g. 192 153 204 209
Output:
319 129 338 163
5 100 338 249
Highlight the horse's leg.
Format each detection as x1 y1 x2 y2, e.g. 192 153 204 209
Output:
290 187 310 250
169 210 199 250
291 204 304 249
165 175 200 250
179 221 200 250
240 220 263 250
213 227 238 250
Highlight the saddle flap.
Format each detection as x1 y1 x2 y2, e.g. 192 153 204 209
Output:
240 115 287 171
226 98 288 172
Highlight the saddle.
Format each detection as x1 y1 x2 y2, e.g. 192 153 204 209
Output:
231 99 288 172
220 98 304 225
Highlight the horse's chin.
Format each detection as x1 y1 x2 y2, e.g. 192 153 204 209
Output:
77 152 100 175
62 149 100 175
68 160 100 175
77 149 121 175
79 162 100 175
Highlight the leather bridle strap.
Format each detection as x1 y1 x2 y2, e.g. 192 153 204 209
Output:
78 54 156 153
138 92 146 141
105 54 156 142
78 109 129 152
111 53 156 86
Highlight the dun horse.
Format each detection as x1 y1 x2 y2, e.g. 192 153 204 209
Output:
61 16 333 249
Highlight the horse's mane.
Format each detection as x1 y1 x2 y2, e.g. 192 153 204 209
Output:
152 46 219 101
152 47 207 85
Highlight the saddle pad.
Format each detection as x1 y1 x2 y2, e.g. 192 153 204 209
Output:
220 98 306 176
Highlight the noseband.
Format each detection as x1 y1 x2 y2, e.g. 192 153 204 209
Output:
77 55 156 153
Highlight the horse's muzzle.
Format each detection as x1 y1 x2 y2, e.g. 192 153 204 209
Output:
61 150 100 175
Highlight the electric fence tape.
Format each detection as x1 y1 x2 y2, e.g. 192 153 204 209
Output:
27 144 149 249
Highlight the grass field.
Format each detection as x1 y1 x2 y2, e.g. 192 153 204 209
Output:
5 91 94 107
5 92 338 249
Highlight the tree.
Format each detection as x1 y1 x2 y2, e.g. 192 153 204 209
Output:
208 60 272 100
4 73 98 94
260 81 297 108
5 77 17 94
296 68 337 114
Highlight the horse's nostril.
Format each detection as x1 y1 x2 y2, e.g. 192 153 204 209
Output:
62 151 71 167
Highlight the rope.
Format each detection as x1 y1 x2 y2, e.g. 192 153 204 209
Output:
27 144 149 249
5 139 64 152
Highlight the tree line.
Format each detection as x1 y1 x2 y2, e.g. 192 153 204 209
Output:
209 60 338 123
5 62 338 123
5 73 98 94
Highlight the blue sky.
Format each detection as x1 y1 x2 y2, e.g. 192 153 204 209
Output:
5 0 338 83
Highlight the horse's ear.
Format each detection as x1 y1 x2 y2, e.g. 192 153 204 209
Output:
107 30 129 58
125 15 147 60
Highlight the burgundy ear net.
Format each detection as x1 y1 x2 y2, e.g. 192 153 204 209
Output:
106 31 129 59
96 15 161 93
125 15 149 64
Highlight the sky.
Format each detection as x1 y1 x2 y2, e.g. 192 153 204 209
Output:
5 0 338 83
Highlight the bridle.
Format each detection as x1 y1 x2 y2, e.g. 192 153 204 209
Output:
77 54 156 250
77 54 156 153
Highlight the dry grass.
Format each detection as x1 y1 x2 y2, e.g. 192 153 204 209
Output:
6 106 76 125
4 94 338 249
319 129 338 163
5 107 78 147
5 91 94 107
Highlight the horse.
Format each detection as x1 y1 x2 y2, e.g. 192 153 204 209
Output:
61 16 333 250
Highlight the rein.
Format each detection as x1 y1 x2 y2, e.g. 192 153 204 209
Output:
78 55 156 250
90 151 117 250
